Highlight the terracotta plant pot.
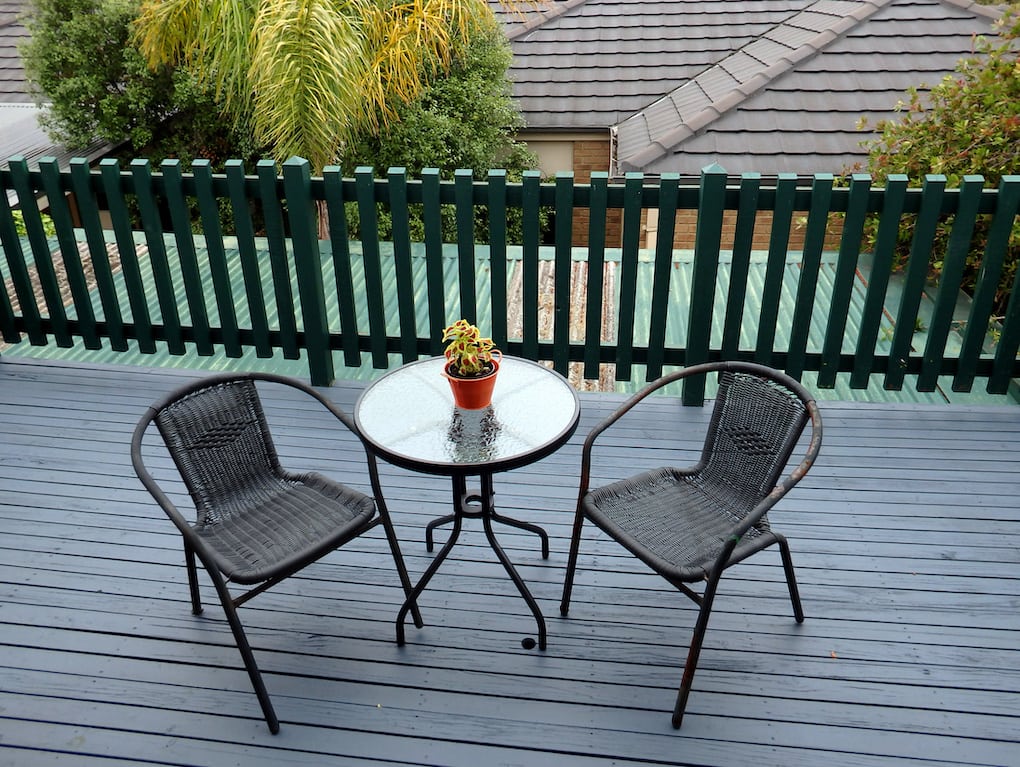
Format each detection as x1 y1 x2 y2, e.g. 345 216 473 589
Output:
443 355 500 410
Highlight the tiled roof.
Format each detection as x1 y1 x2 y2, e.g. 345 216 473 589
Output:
505 0 1003 176
0 0 30 103
0 1 108 172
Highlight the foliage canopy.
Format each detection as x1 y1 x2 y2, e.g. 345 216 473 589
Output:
856 8 1020 314
21 0 253 167
132 0 503 173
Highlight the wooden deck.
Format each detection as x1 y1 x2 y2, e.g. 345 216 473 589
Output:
2 356 1019 767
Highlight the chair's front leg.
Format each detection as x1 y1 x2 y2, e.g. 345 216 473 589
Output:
673 536 738 729
367 453 423 628
672 569 724 729
776 534 804 623
559 499 588 617
208 569 280 734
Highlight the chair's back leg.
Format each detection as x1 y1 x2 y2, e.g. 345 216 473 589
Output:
183 542 203 615
776 534 805 623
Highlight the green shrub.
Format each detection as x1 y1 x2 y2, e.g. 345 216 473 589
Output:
855 8 1020 316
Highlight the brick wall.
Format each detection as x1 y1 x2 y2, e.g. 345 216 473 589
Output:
669 210 845 252
568 138 621 245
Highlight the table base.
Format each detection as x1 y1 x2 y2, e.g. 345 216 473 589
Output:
396 473 549 650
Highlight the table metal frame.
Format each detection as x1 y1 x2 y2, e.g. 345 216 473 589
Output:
353 357 579 651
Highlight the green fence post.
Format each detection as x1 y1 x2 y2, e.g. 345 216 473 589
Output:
160 159 213 355
40 157 100 348
455 169 479 325
819 173 871 388
886 175 947 390
0 161 38 344
721 173 760 359
322 166 362 368
616 172 645 382
521 169 542 360
355 166 390 368
755 173 798 368
258 160 299 359
101 158 156 353
851 174 908 389
39 157 99 348
421 168 447 355
487 169 509 351
684 164 727 405
225 160 272 358
131 158 185 355
583 172 609 380
191 159 242 358
283 158 334 385
919 175 985 391
9 157 71 346
69 158 127 350
958 176 1020 392
387 167 418 363
646 173 679 382
553 173 574 375
787 174 833 380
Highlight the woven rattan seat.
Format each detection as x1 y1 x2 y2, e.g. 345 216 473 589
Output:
560 362 822 729
131 372 421 733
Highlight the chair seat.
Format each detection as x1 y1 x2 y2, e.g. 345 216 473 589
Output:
195 471 376 584
585 467 775 582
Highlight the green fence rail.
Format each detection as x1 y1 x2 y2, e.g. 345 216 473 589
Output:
2 156 1019 404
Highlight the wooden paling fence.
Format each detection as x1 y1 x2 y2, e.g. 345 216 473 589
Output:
1 156 1018 403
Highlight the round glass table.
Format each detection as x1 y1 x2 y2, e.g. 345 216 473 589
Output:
354 356 580 650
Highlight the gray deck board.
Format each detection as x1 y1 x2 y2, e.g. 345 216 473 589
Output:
1 356 1019 767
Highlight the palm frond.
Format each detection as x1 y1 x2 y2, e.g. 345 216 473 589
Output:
249 0 368 170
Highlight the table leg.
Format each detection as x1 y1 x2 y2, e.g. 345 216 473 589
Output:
425 479 549 558
482 506 547 650
396 511 463 646
425 512 457 552
399 473 547 650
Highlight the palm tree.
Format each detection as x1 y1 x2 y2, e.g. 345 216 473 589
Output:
132 0 506 173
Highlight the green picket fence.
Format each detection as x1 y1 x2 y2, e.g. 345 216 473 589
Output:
1 155 1018 403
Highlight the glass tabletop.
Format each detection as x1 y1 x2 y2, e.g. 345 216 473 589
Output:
354 356 580 475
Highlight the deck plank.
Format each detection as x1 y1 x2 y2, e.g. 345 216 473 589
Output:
1 356 1019 767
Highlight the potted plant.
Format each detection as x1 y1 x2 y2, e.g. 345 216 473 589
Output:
442 319 502 409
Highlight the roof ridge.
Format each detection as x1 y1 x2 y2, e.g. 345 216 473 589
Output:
939 0 1003 21
614 0 895 172
504 0 593 41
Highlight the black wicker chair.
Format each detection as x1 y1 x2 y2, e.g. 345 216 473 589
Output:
130 372 422 733
560 361 822 728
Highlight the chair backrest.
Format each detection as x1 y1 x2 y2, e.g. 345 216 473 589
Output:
697 369 811 516
153 378 284 527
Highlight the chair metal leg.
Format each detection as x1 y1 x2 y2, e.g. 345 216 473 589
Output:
776 535 804 623
184 543 203 615
559 502 587 617
672 572 724 729
367 454 424 628
377 506 424 629
208 570 280 734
